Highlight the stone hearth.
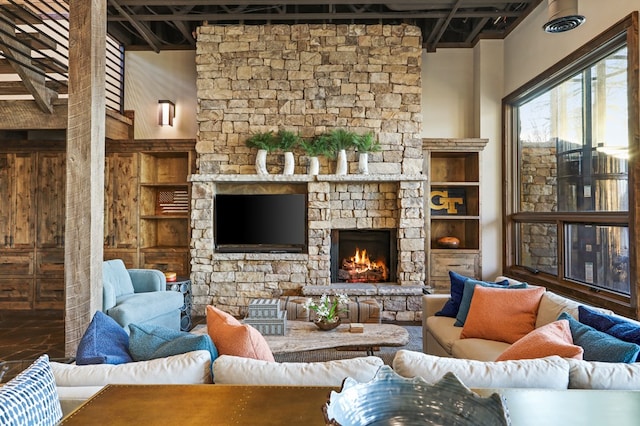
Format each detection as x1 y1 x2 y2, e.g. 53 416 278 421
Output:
190 23 425 320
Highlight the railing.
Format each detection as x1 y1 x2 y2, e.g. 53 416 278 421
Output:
0 0 124 114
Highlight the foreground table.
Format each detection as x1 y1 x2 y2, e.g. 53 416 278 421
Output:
59 384 640 426
59 384 335 425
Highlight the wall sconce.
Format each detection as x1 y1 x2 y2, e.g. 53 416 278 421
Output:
158 100 175 126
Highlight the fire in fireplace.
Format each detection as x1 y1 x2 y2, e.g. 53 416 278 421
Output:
331 229 397 284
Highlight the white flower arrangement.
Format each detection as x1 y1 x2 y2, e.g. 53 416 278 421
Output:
303 293 350 323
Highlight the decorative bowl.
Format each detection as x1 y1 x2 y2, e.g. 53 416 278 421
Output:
436 236 460 249
323 366 510 426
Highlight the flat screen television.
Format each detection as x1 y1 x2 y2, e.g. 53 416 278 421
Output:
215 193 307 253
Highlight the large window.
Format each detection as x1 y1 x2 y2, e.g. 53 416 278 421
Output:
503 15 638 316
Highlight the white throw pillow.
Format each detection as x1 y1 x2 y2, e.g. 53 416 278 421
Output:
212 355 384 386
51 350 212 386
535 291 614 329
392 350 570 389
567 359 640 390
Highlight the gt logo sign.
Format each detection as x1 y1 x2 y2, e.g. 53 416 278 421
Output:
430 190 464 214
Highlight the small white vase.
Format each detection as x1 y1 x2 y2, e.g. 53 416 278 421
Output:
335 149 348 175
308 156 320 175
255 149 269 175
358 152 369 174
283 151 295 175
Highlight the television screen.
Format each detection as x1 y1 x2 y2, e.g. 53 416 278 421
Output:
215 194 307 252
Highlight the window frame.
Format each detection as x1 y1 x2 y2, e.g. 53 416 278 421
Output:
502 13 639 318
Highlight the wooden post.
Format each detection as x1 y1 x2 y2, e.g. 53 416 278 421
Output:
64 0 106 356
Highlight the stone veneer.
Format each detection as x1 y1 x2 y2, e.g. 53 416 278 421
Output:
191 23 425 320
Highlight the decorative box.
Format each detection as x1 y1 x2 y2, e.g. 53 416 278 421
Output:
243 311 287 336
243 298 287 335
247 298 280 318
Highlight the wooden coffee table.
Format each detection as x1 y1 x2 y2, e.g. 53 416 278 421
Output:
265 321 409 355
192 321 409 356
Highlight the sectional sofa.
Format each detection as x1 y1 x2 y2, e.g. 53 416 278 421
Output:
422 275 640 390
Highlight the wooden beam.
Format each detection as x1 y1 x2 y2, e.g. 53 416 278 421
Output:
0 80 67 94
0 99 67 129
0 12 55 112
64 0 106 357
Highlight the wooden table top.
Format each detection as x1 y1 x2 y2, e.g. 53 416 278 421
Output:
58 384 640 426
192 321 410 354
264 321 409 353
59 384 336 426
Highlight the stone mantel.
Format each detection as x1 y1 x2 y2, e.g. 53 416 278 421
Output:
189 174 427 183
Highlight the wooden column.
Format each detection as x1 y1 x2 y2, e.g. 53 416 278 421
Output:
64 0 106 356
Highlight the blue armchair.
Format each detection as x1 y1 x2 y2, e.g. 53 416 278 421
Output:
102 259 184 333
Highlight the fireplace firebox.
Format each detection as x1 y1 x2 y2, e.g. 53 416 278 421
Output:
330 229 397 284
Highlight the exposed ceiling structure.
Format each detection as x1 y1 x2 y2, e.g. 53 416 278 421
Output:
107 0 543 52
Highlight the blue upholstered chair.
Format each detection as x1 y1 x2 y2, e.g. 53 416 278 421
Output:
102 259 183 333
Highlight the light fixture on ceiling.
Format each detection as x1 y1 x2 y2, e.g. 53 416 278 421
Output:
158 100 175 126
543 0 585 33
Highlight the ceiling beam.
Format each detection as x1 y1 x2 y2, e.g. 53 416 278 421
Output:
426 0 463 52
108 0 161 52
114 0 531 6
108 10 522 22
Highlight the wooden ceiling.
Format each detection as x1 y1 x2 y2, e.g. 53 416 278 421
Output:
107 0 543 52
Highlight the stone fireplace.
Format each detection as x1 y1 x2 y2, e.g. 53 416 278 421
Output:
190 23 426 320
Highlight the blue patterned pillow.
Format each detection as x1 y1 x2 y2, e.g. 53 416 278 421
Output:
76 311 133 365
454 279 528 326
0 355 62 426
559 312 640 363
128 323 219 363
578 305 640 360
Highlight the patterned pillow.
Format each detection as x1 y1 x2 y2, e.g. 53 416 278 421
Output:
0 355 63 426
559 312 640 363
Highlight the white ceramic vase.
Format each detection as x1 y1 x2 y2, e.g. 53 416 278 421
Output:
358 152 369 174
335 149 348 175
308 156 320 175
255 149 269 175
283 151 295 175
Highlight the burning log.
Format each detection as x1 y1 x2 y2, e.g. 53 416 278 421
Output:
339 248 388 283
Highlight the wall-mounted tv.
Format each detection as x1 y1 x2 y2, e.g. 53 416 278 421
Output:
215 193 307 253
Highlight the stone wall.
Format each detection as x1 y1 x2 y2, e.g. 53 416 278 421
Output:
192 23 425 320
195 23 423 175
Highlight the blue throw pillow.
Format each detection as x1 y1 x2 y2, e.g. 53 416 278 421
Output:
454 279 527 327
129 323 219 363
0 355 62 426
76 311 133 365
435 272 510 318
578 305 640 362
559 312 640 363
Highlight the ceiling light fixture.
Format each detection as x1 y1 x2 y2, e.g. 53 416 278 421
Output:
543 0 585 33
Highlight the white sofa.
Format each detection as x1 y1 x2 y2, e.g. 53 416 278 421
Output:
51 351 385 416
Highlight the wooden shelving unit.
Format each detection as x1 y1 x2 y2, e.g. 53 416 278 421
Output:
423 138 488 292
104 141 195 277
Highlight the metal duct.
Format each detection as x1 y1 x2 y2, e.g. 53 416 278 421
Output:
543 0 585 33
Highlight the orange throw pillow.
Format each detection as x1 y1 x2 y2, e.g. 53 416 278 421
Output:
206 305 275 362
496 319 584 361
460 286 545 344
